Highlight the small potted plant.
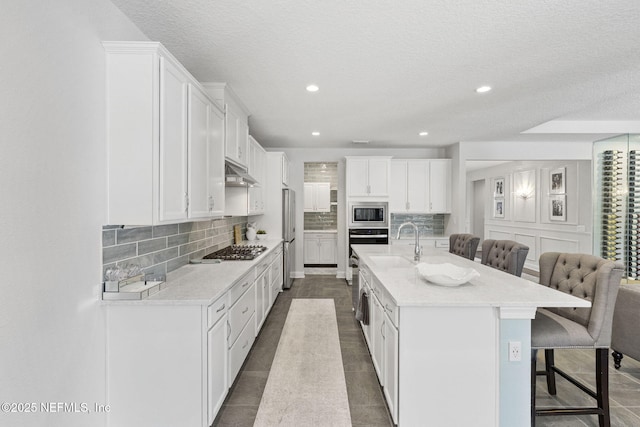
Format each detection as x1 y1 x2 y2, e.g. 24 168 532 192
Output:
256 229 267 240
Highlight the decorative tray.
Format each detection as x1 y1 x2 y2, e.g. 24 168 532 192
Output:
416 262 480 287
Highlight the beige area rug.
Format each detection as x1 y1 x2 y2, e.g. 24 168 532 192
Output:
254 299 352 426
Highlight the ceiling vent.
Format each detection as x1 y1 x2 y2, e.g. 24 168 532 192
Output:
351 140 370 145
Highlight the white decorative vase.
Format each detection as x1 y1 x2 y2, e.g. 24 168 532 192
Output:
257 234 267 240
246 228 256 241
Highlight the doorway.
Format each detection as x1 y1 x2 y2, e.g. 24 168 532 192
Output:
471 179 486 246
303 162 338 274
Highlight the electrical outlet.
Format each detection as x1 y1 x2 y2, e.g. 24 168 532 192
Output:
509 341 522 362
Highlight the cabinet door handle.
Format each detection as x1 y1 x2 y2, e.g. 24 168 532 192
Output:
242 281 249 288
227 319 231 341
216 303 226 313
385 304 393 313
242 306 248 314
184 192 189 212
381 320 385 338
242 340 249 349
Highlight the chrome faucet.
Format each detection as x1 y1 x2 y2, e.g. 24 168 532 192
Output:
396 222 421 261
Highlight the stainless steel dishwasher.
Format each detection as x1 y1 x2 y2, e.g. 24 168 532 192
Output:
350 254 359 311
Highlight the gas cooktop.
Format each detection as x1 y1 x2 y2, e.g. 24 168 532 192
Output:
203 244 267 261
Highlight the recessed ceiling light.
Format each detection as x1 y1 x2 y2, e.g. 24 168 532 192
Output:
312 131 320 136
476 86 492 93
306 84 319 92
419 131 429 136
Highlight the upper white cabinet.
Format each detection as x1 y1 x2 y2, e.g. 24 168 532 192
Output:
346 157 391 197
390 159 451 213
304 182 331 212
390 160 428 213
428 159 452 213
202 83 249 168
104 41 225 225
282 153 290 187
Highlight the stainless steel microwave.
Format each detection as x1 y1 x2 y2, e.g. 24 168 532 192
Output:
348 202 388 228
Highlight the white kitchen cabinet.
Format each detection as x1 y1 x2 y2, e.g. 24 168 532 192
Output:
107 300 227 427
383 307 399 424
303 233 337 264
346 157 391 197
208 105 226 217
390 159 451 213
269 246 283 306
202 83 249 168
228 280 256 384
159 57 189 222
429 159 452 213
390 160 428 213
370 289 384 379
304 182 331 212
207 302 228 425
282 153 290 187
104 42 225 225
223 99 248 167
187 85 225 220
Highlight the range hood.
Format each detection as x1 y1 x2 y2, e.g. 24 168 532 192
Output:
225 161 256 186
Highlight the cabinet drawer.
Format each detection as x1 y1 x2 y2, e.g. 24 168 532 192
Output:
434 239 449 249
229 312 255 383
384 296 399 328
270 258 282 285
229 271 254 306
229 283 255 346
255 255 272 278
207 295 227 329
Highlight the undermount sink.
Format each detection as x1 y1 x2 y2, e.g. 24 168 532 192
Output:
369 255 415 268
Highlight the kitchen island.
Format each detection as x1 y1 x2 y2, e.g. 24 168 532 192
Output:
351 244 590 427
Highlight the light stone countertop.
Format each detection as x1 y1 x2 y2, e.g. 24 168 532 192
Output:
352 244 591 309
104 239 283 306
303 229 337 233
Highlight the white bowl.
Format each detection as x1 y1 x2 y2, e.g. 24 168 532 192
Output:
416 262 480 287
256 234 267 240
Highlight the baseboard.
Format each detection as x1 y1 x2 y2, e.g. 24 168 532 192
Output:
291 271 305 279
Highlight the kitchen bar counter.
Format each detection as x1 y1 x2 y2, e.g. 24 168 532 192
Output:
352 244 588 310
351 244 590 427
104 239 283 305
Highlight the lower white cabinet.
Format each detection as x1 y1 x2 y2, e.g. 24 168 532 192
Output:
106 244 284 427
357 264 399 425
370 290 384 379
383 312 399 424
304 233 337 265
207 308 228 425
228 312 256 383
107 303 224 427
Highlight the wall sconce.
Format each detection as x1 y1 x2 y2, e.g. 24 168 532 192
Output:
517 184 534 200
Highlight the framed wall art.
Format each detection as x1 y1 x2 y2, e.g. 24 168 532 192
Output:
550 167 566 194
493 198 505 218
550 194 566 221
493 177 505 197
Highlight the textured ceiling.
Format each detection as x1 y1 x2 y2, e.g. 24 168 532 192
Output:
110 0 640 149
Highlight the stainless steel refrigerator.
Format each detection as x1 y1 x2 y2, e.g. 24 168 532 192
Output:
282 188 296 289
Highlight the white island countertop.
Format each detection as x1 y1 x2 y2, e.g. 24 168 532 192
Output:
104 239 283 306
352 244 590 311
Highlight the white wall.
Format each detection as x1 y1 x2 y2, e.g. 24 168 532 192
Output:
0 2 146 426
467 160 593 271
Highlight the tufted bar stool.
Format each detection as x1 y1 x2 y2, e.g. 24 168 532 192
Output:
611 284 640 369
480 239 529 277
531 252 624 427
448 234 480 260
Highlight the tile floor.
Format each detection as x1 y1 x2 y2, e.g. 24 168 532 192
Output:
213 275 640 427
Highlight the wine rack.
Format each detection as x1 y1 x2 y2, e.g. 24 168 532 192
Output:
599 149 625 263
594 135 640 282
628 150 638 280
